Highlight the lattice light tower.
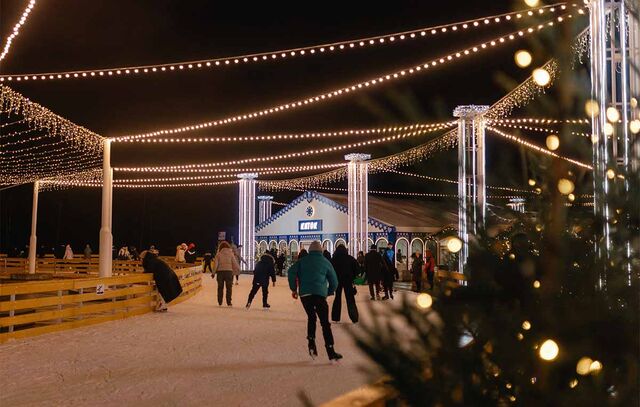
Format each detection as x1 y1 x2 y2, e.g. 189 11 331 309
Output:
589 0 639 286
454 105 490 275
99 139 113 278
257 195 274 224
345 153 371 257
238 173 258 271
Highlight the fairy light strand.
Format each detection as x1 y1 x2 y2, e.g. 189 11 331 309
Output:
390 169 534 193
117 11 579 142
0 0 37 62
487 127 593 170
113 121 455 143
0 3 574 82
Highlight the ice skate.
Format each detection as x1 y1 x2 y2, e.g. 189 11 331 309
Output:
245 302 251 310
326 345 343 363
307 337 318 359
263 303 271 310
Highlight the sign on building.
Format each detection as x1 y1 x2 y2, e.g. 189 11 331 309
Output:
298 220 323 232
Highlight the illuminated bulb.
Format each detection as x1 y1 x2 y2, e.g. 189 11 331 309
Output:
514 50 532 67
532 68 551 86
539 339 559 361
576 357 593 375
604 123 614 136
589 360 602 373
416 293 433 309
606 169 615 179
606 107 620 122
557 178 575 195
631 98 638 108
533 280 541 288
522 321 531 330
629 119 640 134
585 99 599 116
545 135 560 150
446 237 463 253
524 0 540 6
528 179 536 186
568 193 575 202
569 379 578 388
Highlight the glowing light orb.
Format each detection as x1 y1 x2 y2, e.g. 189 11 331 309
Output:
416 293 433 309
514 50 532 67
557 178 575 195
606 169 615 179
545 135 560 150
589 360 603 373
629 120 640 134
585 99 599 116
532 68 551 86
539 339 559 361
522 321 531 330
606 107 620 123
576 357 593 375
524 0 540 6
528 179 536 186
446 237 463 253
604 122 614 136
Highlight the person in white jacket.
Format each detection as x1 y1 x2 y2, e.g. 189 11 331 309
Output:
175 243 187 263
214 241 240 306
63 244 74 260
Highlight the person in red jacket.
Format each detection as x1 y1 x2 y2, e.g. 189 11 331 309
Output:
423 249 436 289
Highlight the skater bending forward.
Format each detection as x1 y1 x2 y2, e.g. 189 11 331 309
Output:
287 241 342 361
140 250 183 312
246 254 276 309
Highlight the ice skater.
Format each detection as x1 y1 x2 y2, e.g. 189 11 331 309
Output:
246 253 276 309
330 244 359 323
140 250 183 312
214 241 240 306
287 241 342 361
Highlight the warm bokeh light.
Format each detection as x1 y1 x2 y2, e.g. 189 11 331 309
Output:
524 0 540 7
585 99 599 116
528 179 536 186
532 68 551 86
533 280 541 288
416 293 433 309
522 321 531 330
539 339 559 361
606 107 620 122
589 360 603 374
545 134 560 150
604 122 614 136
630 119 640 134
568 193 575 202
446 237 463 253
514 50 532 67
557 178 575 194
576 357 593 375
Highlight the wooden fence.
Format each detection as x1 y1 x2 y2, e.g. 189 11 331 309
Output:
0 264 202 343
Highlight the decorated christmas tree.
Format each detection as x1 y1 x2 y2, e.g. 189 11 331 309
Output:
350 3 639 405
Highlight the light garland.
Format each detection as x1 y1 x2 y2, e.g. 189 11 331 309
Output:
487 127 593 170
116 12 579 141
0 3 574 82
0 0 36 62
114 163 347 174
489 117 589 125
0 118 28 128
41 179 239 189
113 121 455 143
390 169 534 193
273 185 527 199
113 128 447 172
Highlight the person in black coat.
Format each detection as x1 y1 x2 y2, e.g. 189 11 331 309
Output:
364 244 386 300
141 251 183 312
330 244 359 323
246 254 276 309
381 248 399 300
184 243 197 263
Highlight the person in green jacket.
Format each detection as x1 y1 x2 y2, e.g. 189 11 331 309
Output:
288 240 342 361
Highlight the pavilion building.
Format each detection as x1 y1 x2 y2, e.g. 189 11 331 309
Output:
255 190 458 275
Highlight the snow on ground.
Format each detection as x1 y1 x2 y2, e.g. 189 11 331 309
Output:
0 274 383 407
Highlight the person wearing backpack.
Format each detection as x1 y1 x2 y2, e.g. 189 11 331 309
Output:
287 241 342 361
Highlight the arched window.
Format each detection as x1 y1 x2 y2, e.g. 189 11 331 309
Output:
322 239 333 254
258 241 268 255
395 238 409 270
410 238 424 257
289 240 299 259
375 237 388 252
335 238 347 250
278 240 288 255
269 240 277 251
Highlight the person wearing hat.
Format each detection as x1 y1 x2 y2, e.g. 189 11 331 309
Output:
287 240 342 361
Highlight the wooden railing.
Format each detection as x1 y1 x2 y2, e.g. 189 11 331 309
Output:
0 265 202 343
0 257 200 277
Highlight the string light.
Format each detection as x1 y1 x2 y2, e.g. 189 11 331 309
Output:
115 163 346 174
117 13 578 141
390 169 534 193
113 122 455 143
539 339 559 361
41 179 239 189
0 0 37 62
0 2 573 82
489 117 589 125
487 127 593 170
532 68 551 86
114 128 446 172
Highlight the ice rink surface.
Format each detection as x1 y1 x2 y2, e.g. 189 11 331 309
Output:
1 274 379 406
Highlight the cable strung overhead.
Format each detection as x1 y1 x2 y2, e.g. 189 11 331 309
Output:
0 2 575 82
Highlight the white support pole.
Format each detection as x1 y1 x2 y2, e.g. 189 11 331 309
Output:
454 105 489 275
345 153 371 257
257 195 274 224
28 181 39 274
238 173 258 271
99 139 113 278
589 0 639 286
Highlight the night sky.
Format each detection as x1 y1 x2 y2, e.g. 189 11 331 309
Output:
0 0 590 255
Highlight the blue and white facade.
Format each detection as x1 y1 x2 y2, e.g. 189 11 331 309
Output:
255 191 457 272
